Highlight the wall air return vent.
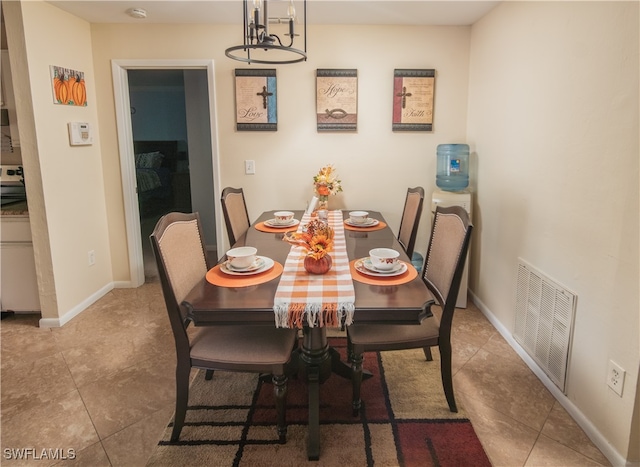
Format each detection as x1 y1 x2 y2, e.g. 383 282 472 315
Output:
513 258 577 393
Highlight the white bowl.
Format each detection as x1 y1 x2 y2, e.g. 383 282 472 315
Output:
226 246 257 270
349 211 369 224
273 211 295 225
369 248 400 271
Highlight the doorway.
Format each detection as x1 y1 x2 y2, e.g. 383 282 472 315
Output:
112 59 223 288
128 69 193 280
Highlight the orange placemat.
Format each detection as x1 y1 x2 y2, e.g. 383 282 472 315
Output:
255 221 300 233
343 221 387 232
349 260 418 286
206 261 283 287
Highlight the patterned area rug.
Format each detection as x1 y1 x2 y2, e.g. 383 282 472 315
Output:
147 339 490 466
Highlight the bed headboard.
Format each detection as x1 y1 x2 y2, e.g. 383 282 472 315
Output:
133 140 181 171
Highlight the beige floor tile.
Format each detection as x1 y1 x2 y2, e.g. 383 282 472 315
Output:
102 405 174 467
454 348 556 431
541 402 611 466
1 390 99 466
79 356 175 439
451 304 497 349
480 332 523 363
53 441 111 467
61 325 174 387
1 353 77 420
0 313 41 335
525 434 609 466
50 302 159 352
451 338 480 375
458 390 539 467
1 318 58 371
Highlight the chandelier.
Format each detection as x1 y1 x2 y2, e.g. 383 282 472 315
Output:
225 0 307 65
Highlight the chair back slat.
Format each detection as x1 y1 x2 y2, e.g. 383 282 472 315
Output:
157 219 208 305
150 212 209 348
397 187 425 258
423 206 472 310
221 187 250 246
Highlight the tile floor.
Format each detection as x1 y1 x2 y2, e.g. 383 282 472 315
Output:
1 282 611 466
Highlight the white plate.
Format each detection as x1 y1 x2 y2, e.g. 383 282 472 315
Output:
362 257 404 274
264 218 300 228
344 218 379 227
220 256 275 275
226 256 265 272
355 258 408 277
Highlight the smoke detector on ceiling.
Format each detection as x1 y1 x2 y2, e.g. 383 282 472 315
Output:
127 8 147 19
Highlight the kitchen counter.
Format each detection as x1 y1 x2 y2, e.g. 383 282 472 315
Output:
1 201 28 215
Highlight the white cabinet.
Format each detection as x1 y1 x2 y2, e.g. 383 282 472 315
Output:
1 215 40 312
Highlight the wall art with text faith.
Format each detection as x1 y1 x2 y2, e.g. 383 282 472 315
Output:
392 69 435 131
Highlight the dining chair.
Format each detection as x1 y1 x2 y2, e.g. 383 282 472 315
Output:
348 205 473 416
397 186 425 260
220 187 251 247
150 212 297 442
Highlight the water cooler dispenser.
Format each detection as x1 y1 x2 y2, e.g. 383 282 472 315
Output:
431 189 472 308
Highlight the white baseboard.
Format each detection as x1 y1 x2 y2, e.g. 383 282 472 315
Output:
468 289 632 467
39 282 114 328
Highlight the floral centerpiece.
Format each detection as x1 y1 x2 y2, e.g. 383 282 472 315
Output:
313 165 342 210
283 219 335 274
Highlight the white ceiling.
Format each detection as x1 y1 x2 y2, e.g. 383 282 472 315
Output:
46 1 500 26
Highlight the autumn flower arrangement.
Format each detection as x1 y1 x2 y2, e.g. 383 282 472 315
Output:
284 219 335 274
284 219 334 260
313 165 343 202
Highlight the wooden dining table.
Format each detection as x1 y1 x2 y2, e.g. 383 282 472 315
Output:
182 210 434 460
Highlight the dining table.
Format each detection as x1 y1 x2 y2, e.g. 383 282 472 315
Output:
182 209 434 460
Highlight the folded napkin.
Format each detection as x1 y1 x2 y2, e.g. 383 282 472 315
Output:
273 210 355 328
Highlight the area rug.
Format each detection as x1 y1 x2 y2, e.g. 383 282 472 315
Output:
147 338 490 466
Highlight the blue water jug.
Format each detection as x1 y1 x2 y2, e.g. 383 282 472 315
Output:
436 144 469 192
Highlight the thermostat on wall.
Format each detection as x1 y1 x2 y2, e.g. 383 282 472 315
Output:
68 122 93 146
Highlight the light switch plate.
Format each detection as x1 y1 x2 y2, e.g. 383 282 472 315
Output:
244 160 255 175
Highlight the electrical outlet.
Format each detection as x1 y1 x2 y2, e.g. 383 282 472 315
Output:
88 250 96 266
607 360 625 396
244 160 255 175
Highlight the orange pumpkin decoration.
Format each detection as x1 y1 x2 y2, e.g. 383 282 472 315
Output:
71 75 86 106
304 255 332 275
54 73 70 104
65 75 77 103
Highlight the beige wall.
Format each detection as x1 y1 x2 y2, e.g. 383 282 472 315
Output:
90 23 471 277
5 0 113 322
467 1 639 461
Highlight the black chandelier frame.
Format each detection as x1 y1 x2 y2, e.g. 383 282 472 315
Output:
225 0 308 65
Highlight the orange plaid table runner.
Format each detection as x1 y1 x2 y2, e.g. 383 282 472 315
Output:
274 210 355 328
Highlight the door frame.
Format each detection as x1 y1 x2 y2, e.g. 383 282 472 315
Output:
111 59 223 287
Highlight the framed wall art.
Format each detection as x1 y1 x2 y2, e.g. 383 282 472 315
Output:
392 69 435 131
234 68 277 131
50 66 87 106
316 69 357 132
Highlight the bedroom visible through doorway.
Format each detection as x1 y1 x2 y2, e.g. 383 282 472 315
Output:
128 68 216 281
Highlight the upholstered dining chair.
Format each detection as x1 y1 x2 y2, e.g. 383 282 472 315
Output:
348 205 473 416
397 186 425 260
150 212 297 442
220 187 251 247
